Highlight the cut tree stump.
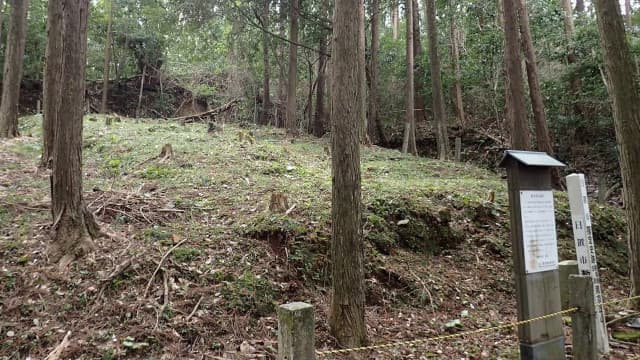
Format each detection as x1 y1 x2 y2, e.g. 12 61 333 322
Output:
269 192 289 213
159 144 173 162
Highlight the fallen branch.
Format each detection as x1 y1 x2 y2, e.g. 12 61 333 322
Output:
44 331 72 360
143 238 188 298
169 99 240 123
186 296 204 322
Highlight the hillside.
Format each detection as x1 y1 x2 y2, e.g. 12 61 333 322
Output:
0 116 634 359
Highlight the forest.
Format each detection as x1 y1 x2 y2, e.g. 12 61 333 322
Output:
1 0 640 358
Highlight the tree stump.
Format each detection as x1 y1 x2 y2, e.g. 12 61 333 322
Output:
159 144 173 162
269 192 289 213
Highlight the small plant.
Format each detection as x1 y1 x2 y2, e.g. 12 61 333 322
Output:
221 271 277 317
172 248 201 262
141 166 174 179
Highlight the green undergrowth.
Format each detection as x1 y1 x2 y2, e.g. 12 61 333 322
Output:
5 114 629 312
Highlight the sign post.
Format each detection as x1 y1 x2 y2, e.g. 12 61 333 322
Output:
500 150 566 360
566 173 609 354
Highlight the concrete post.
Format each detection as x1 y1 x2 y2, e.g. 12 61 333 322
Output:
570 275 598 360
278 302 315 360
559 260 579 310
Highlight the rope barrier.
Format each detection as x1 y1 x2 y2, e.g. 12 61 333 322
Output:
315 294 640 357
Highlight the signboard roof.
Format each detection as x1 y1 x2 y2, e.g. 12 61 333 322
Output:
499 150 566 168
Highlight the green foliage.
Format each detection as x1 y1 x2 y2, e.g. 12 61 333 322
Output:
172 248 202 262
221 271 277 317
141 165 174 179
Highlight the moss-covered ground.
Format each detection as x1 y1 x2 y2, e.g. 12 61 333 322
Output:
0 115 633 359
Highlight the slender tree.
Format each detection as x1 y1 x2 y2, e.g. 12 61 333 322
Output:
594 0 640 309
359 1 369 143
101 0 114 113
426 0 450 160
286 0 299 134
503 0 530 149
560 0 584 118
313 35 327 137
368 0 385 143
413 0 427 124
259 0 271 125
42 0 64 169
0 0 5 53
402 0 418 154
392 2 400 40
329 0 367 348
518 1 553 155
50 0 101 266
0 0 29 138
626 0 632 27
575 0 585 13
450 0 466 127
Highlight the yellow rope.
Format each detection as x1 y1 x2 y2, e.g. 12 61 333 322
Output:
316 294 640 357
316 307 578 356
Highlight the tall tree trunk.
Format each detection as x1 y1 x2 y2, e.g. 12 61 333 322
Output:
369 0 385 143
359 1 369 143
402 0 418 154
518 1 553 154
101 0 113 114
392 2 400 40
42 0 63 169
594 0 640 309
50 0 101 266
426 0 450 160
277 0 287 123
519 0 560 186
560 0 584 117
626 0 632 27
329 0 367 348
0 0 29 138
503 0 530 149
313 34 327 137
261 0 271 125
450 0 466 127
286 0 299 134
413 0 427 124
136 65 146 118
0 0 5 54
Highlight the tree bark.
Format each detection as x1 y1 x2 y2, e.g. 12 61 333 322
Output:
286 0 299 134
560 0 584 118
594 0 640 310
626 0 632 27
313 33 327 137
519 0 560 186
0 0 29 138
426 0 450 160
413 0 427 124
50 0 101 266
0 0 5 54
392 2 400 40
329 0 367 348
518 1 553 154
136 64 146 118
261 0 271 125
42 0 63 169
368 0 385 143
503 0 530 149
402 0 418 155
101 0 113 114
359 1 369 144
450 0 466 127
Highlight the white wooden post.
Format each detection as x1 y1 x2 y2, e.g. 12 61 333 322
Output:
566 173 609 354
